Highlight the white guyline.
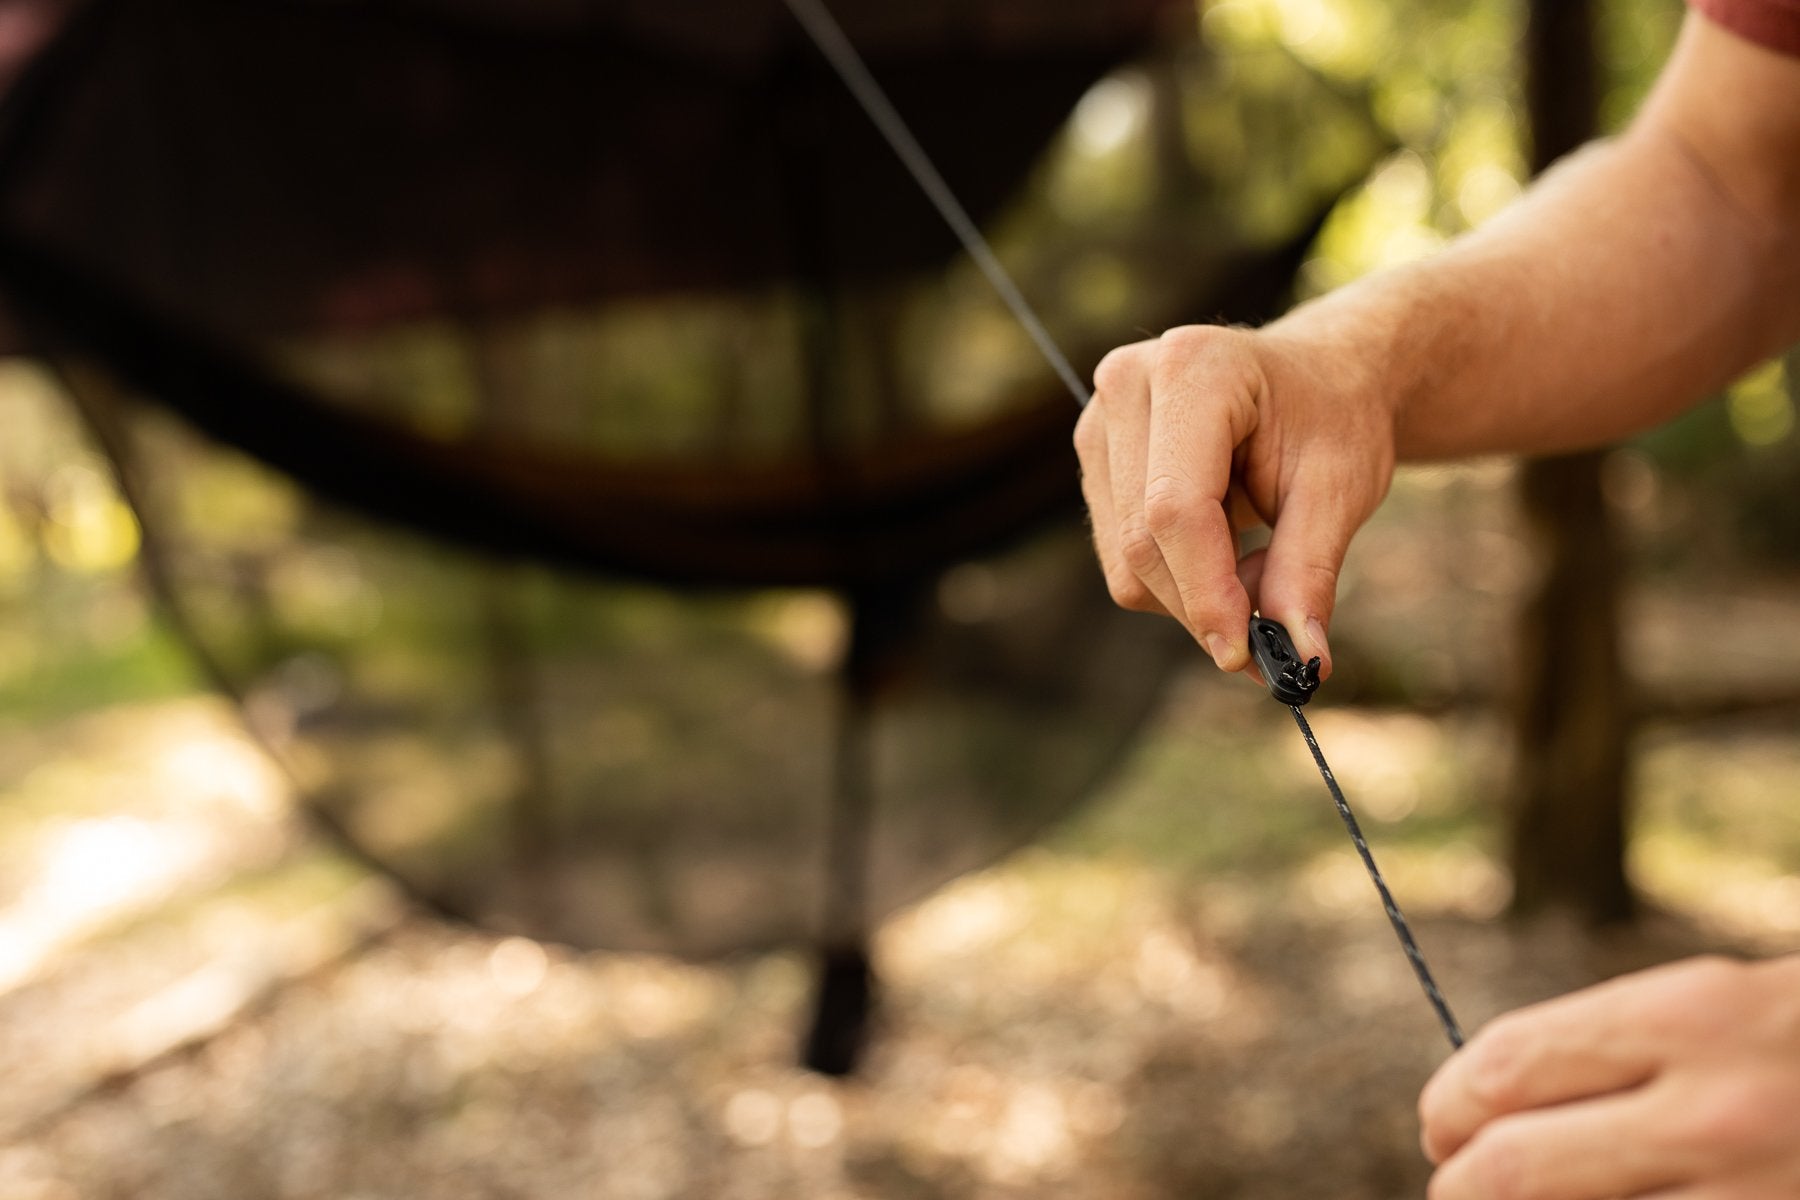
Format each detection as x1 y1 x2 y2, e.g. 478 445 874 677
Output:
780 0 1094 409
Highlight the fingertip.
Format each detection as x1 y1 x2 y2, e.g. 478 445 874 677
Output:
1415 1060 1459 1165
1219 637 1251 672
1299 615 1333 681
1418 1123 1454 1169
1261 490 1357 681
1256 607 1332 679
1417 1112 1442 1166
1202 633 1230 671
1256 574 1335 680
1416 1088 1440 1159
1202 632 1251 673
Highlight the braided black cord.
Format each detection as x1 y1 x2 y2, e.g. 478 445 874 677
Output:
1291 705 1464 1049
781 0 1464 1053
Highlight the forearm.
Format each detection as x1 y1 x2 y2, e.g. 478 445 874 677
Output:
1075 12 1800 670
1262 21 1800 462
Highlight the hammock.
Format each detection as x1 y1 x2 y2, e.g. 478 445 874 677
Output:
0 0 1383 1071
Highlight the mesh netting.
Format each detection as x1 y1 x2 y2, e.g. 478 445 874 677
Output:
0 0 1383 977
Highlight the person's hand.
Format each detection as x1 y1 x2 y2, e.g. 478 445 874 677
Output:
1073 323 1397 675
1419 954 1800 1198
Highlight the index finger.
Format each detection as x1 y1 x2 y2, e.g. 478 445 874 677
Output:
1418 960 1745 1163
1141 327 1263 670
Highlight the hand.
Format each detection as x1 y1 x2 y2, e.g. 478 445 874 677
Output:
1419 954 1800 1199
1073 323 1397 675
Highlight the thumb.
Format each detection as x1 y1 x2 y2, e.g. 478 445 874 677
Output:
1257 478 1363 679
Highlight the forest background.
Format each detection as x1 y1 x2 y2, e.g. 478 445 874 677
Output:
4 0 1800 1197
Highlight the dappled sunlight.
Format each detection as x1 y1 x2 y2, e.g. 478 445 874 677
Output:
0 816 207 993
883 854 1255 1029
883 873 1035 963
1313 151 1448 284
1299 840 1509 922
1633 727 1800 944
1637 838 1800 942
0 698 394 1148
2 1 1795 1196
155 725 288 818
1069 73 1150 158
1727 358 1794 448
39 465 140 574
1280 709 1453 823
1455 160 1523 226
265 547 386 642
749 592 849 674
101 884 396 1070
0 705 292 997
7 370 1792 1197
1 680 1796 1197
1203 0 1393 79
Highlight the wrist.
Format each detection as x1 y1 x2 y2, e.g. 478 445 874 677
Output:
1259 285 1411 461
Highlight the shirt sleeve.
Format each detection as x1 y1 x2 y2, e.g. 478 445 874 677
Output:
1690 0 1800 55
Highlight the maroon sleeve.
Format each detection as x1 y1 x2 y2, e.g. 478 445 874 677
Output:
1691 0 1800 55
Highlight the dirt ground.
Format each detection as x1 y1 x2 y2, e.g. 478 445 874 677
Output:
2 681 1795 1200
5 463 1800 1199
9 891 1744 1200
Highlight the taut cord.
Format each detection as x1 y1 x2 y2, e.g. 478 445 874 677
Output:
1292 705 1464 1049
779 0 1092 408
784 0 1463 1051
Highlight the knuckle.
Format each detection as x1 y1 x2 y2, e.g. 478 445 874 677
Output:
1173 577 1231 633
1272 550 1341 610
1154 324 1246 381
1458 1128 1529 1200
1317 463 1385 520
1157 322 1226 359
1463 1019 1534 1113
1680 953 1746 992
1072 405 1103 456
1426 1126 1531 1200
1102 562 1155 613
1468 1144 1526 1200
1645 955 1747 1037
1118 512 1165 576
1675 1075 1782 1157
1288 553 1340 589
1141 477 1194 538
1092 345 1140 395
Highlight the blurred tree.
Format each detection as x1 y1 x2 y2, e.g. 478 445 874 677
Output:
0 0 1403 1081
1505 0 1636 923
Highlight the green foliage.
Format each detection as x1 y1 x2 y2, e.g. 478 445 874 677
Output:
10 0 1790 724
0 622 198 721
1598 0 1689 128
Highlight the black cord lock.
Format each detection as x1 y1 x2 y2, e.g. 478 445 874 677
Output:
1249 616 1322 707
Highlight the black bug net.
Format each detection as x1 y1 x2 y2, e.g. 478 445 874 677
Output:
0 0 1385 1069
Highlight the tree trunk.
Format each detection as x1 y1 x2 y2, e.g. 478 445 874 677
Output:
1506 0 1637 923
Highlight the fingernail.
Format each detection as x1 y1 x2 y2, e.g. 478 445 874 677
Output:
1303 617 1331 674
1204 633 1250 672
1203 633 1230 669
